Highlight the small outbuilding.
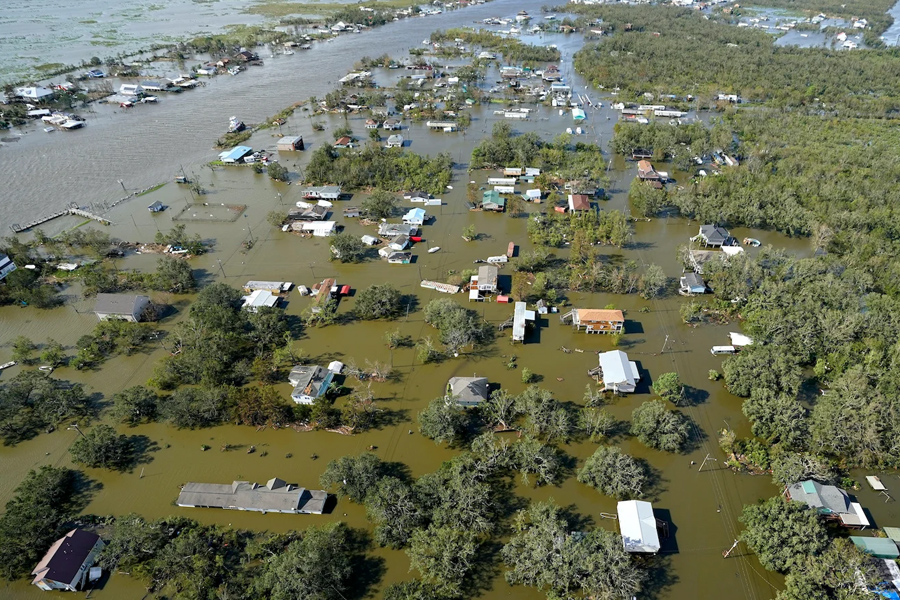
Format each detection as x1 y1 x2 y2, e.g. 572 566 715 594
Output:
276 135 304 151
617 500 661 554
850 536 900 559
147 201 165 213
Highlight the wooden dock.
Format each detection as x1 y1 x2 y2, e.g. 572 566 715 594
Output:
9 206 111 233
420 280 460 294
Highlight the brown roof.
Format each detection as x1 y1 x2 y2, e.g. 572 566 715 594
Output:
637 160 653 172
334 136 352 146
576 309 624 323
569 194 591 211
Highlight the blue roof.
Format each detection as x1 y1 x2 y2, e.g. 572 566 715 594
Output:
221 146 253 161
406 208 426 219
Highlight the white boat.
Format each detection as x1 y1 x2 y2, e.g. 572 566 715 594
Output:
0 361 16 370
428 247 440 253
284 49 294 55
575 127 583 135
228 116 245 133
566 127 573 134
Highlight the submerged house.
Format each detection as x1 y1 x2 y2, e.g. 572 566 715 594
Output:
786 480 870 528
447 376 489 407
176 477 328 514
0 253 16 281
93 294 151 322
482 190 506 212
617 501 661 554
511 301 536 343
289 365 334 404
679 272 706 295
276 135 304 151
596 350 641 393
402 208 427 226
567 194 591 213
31 530 104 592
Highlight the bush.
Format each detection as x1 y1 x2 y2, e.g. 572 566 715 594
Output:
631 400 690 452
577 446 646 499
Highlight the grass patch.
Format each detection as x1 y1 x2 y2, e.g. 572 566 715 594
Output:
35 63 66 72
137 183 166 197
79 19 98 24
216 129 253 148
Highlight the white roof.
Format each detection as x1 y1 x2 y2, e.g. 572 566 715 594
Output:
866 476 887 491
241 289 278 310
598 350 639 389
617 500 660 553
327 361 344 373
721 245 744 256
728 332 753 346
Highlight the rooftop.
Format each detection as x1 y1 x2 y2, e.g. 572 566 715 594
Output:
787 480 851 514
576 308 624 323
93 293 149 316
617 500 660 553
448 376 489 406
176 477 327 514
32 529 101 587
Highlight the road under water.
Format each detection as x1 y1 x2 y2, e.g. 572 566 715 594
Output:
3 4 900 600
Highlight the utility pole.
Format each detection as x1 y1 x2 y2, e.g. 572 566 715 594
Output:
722 539 739 558
216 259 225 278
698 453 717 472
117 179 126 193
660 334 670 354
67 423 86 439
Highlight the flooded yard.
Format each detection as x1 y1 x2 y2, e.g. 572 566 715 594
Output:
4 3 900 599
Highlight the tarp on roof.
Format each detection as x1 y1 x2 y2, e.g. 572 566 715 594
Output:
617 500 660 553
851 536 900 559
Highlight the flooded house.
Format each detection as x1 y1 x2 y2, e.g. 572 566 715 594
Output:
637 160 660 181
402 208 427 226
447 376 489 407
786 480 870 528
386 134 404 148
333 136 353 149
176 477 328 515
383 118 401 130
387 252 412 264
276 135 304 151
511 301 536 342
92 294 151 322
31 529 104 592
388 235 410 251
241 289 279 312
344 207 361 219
481 190 506 212
561 308 625 334
243 281 292 294
288 204 329 221
567 194 591 213
405 190 431 202
218 146 254 164
617 501 661 554
679 272 707 295
378 223 417 237
595 350 640 393
301 186 342 200
476 265 499 293
695 225 731 247
292 221 337 236
289 365 334 404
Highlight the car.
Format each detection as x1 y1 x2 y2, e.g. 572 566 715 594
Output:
86 69 106 78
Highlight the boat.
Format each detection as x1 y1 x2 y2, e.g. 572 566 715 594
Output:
284 49 294 55
428 247 440 253
0 361 16 370
43 127 55 133
575 127 583 135
228 116 245 133
38 365 54 373
742 237 761 247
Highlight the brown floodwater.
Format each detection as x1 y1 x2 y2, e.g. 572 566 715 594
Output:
3 10 892 600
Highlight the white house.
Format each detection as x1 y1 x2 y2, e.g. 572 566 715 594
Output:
15 86 53 100
617 501 660 553
402 208 427 226
476 265 499 293
32 530 104 592
241 289 279 312
386 134 404 148
118 83 144 97
597 350 640 393
289 365 334 404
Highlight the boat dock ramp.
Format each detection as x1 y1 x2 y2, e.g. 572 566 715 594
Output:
420 280 460 294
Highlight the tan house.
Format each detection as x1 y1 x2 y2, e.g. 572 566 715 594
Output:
565 308 625 334
32 529 104 592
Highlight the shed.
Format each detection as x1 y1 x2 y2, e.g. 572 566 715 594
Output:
147 201 165 213
447 376 489 407
276 135 304 151
361 234 379 245
597 350 640 393
617 500 661 553
851 537 900 559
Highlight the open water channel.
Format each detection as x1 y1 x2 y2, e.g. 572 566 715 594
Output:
4 1 900 599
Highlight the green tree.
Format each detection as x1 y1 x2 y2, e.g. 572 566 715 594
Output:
770 452 835 488
629 177 667 217
254 523 356 600
152 256 195 293
330 232 369 263
742 389 807 448
578 445 646 499
354 283 404 319
267 161 289 181
111 385 159 425
513 435 563 487
638 263 667 299
0 371 91 444
778 538 878 600
631 399 690 452
739 496 828 572
0 467 80 579
69 424 133 470
10 336 35 364
462 224 476 241
502 499 643 600
723 345 803 398
39 339 65 367
652 372 684 405
361 189 399 219
157 385 230 428
407 526 479 598
319 452 384 503
580 407 616 442
365 476 425 549
418 397 467 445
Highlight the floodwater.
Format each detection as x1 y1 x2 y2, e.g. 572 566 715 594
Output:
3 4 900 600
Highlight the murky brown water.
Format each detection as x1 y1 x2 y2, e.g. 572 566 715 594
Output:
5 6 899 600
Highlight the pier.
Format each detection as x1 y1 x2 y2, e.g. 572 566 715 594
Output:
420 280 460 294
9 206 110 233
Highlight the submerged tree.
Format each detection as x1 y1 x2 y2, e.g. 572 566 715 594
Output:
577 445 646 499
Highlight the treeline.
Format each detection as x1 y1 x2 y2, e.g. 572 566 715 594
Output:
430 28 561 65
611 120 725 168
736 0 894 35
305 145 453 195
572 5 900 117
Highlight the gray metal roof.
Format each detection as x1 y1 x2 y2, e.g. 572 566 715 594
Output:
92 294 149 316
176 478 327 513
787 480 851 514
478 265 498 287
699 225 730 245
681 272 705 287
448 376 489 406
289 365 331 398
